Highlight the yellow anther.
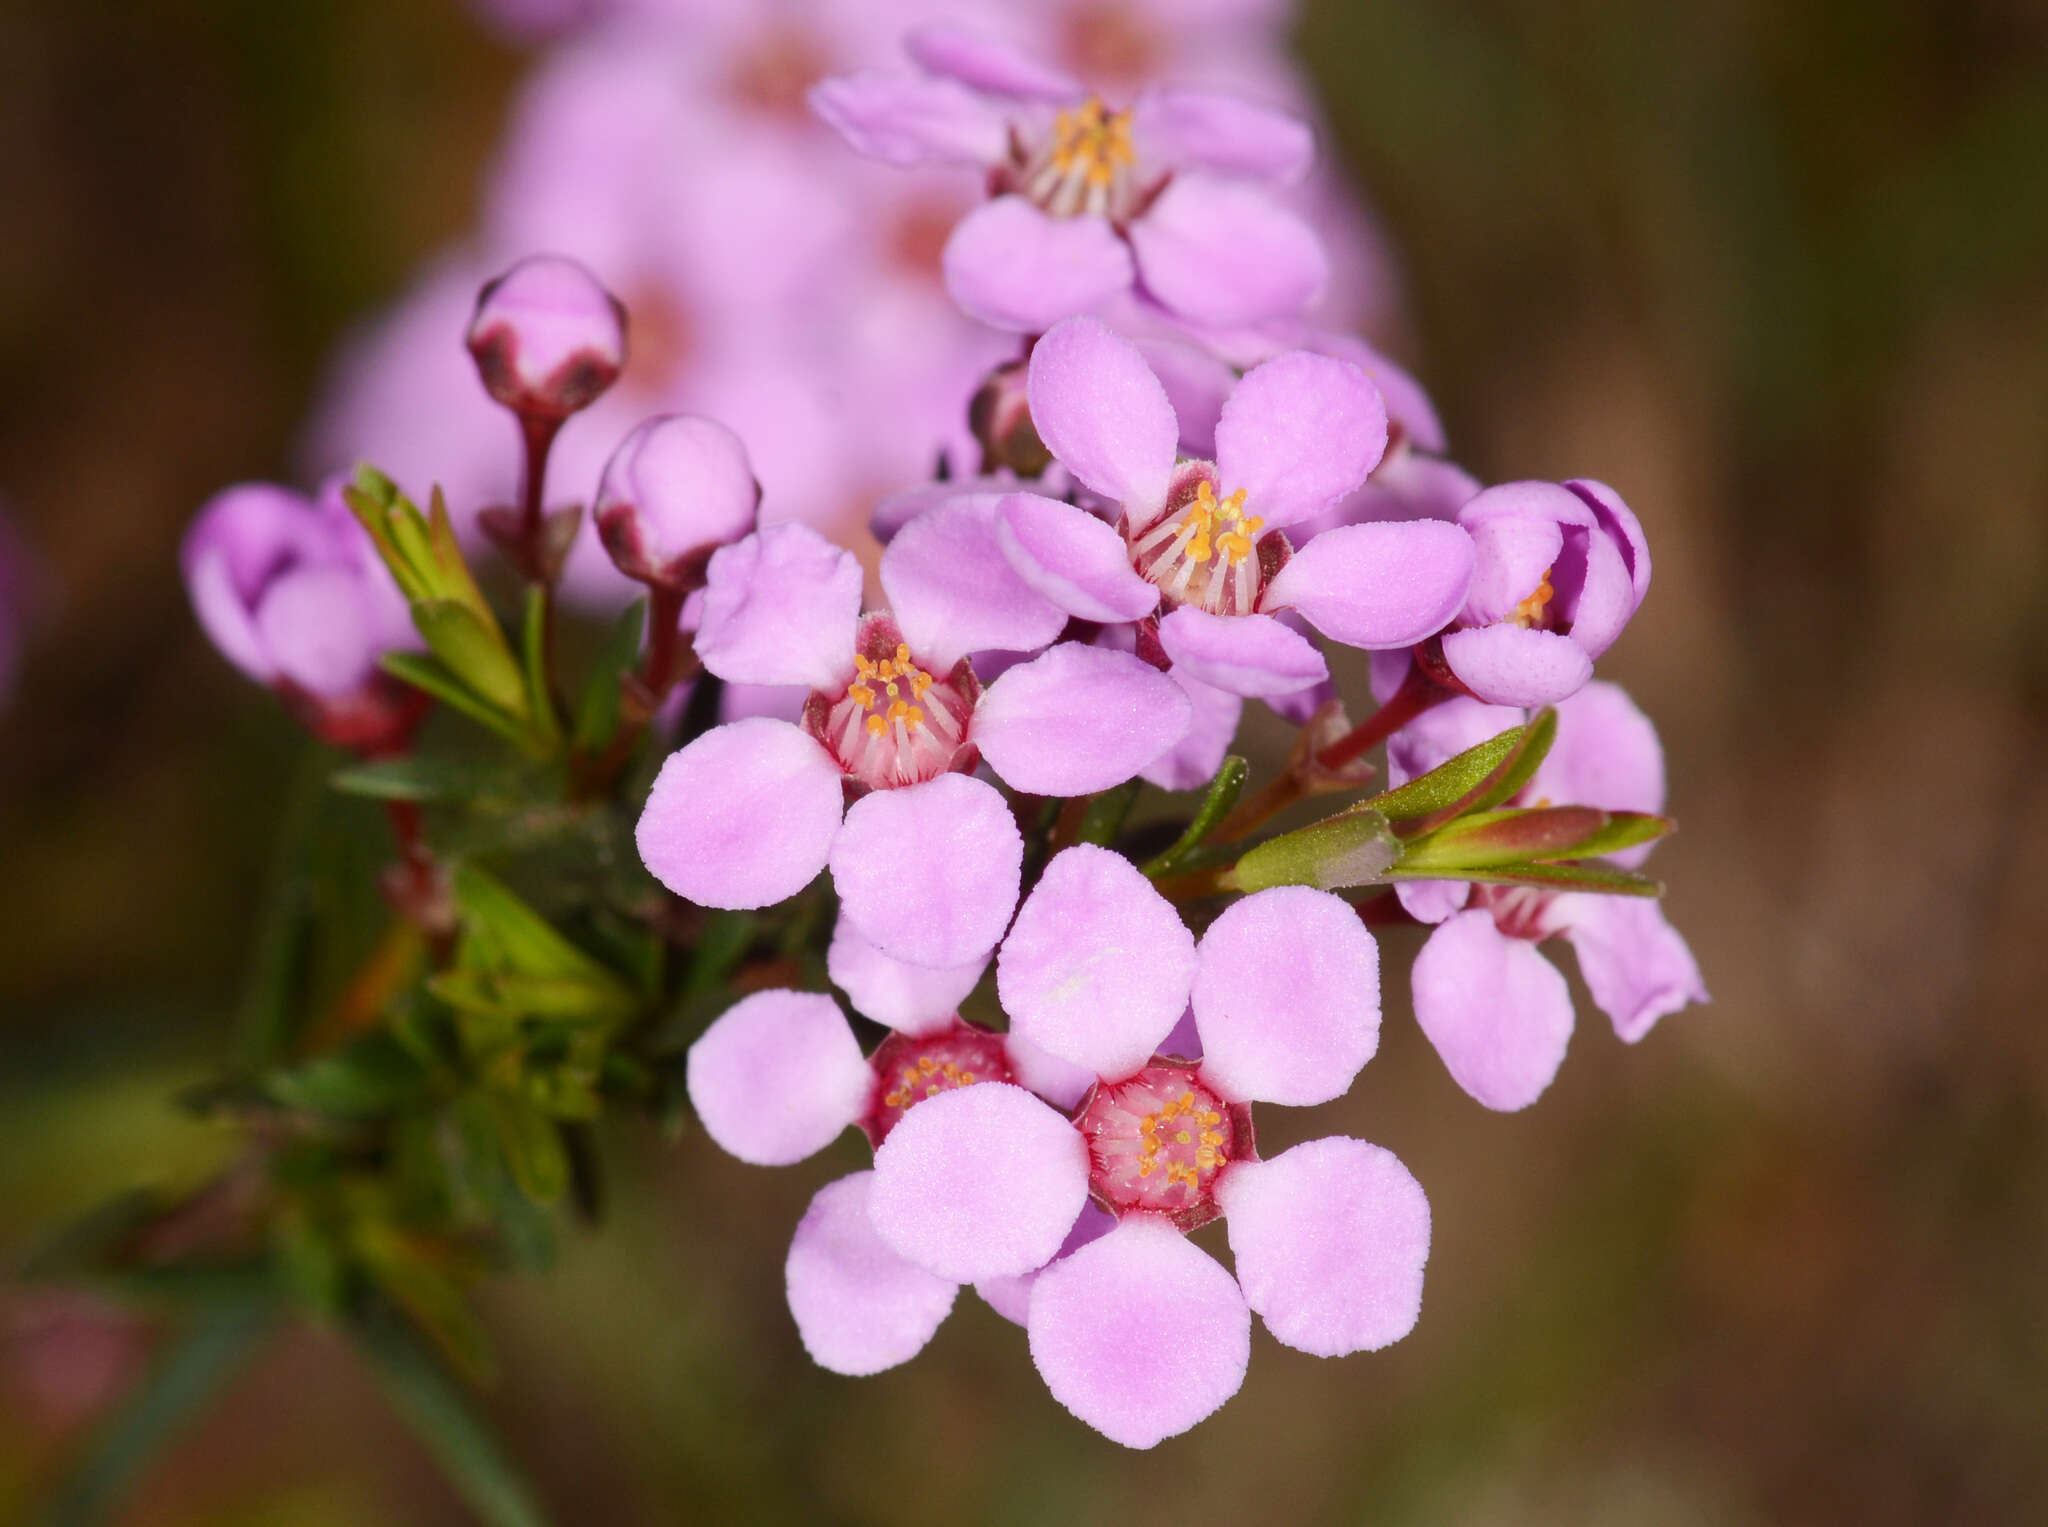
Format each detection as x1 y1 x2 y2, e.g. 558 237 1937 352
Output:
895 643 910 664
1175 1130 1191 1144
960 1071 975 1084
865 714 887 736
925 1084 939 1097
875 659 895 681
849 683 875 708
1201 1110 1221 1124
911 670 933 694
1051 97 1135 184
1138 1161 1155 1177
1511 567 1556 629
918 1056 937 1074
1200 1131 1223 1147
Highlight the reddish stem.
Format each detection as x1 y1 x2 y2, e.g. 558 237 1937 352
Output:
1313 661 1447 774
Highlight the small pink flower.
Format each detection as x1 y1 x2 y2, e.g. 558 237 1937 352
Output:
592 413 761 591
466 253 627 422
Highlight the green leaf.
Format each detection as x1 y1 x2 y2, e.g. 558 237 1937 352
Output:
483 1092 569 1207
234 749 331 1068
1541 810 1673 862
413 600 531 723
1387 860 1664 896
1226 807 1401 892
1141 755 1249 876
382 652 531 748
451 865 634 993
428 970 636 1026
1398 805 1611 872
329 756 520 804
572 598 647 753
1076 779 1144 847
520 584 563 748
354 1306 553 1527
1362 727 1528 823
355 1227 496 1385
265 1030 430 1120
1467 706 1558 814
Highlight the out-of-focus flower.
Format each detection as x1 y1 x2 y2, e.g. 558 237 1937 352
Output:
592 413 760 590
466 253 627 423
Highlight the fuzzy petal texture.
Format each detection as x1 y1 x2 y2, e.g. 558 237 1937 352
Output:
1028 1216 1251 1449
881 493 1068 668
1555 894 1708 1043
1412 910 1575 1111
1156 607 1329 698
1438 623 1594 707
786 1173 959 1377
695 524 862 691
1141 667 1243 791
1394 878 1472 925
868 1082 1090 1282
1133 88 1314 184
1264 520 1475 650
995 493 1160 624
1462 515 1565 626
638 720 844 910
974 642 1193 796
1213 352 1387 529
945 198 1135 334
1192 886 1381 1107
807 71 1008 168
1566 478 1651 608
1002 1031 1100 1113
826 914 988 1039
1128 175 1326 328
829 773 1023 970
1025 317 1177 514
684 990 868 1168
906 24 1083 100
1132 337 1237 459
1218 1138 1430 1358
594 413 760 573
977 1201 1116 1326
999 844 1198 1080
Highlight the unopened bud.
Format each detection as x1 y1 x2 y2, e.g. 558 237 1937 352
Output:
593 415 761 591
968 359 1052 478
466 254 626 421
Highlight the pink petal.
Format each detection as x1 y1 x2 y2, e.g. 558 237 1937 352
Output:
1462 515 1565 626
1528 680 1665 867
977 1201 1116 1326
1554 894 1708 1043
1213 351 1387 528
829 774 1023 970
1394 879 1472 925
944 198 1134 334
826 913 989 1038
1264 520 1475 649
1554 516 1638 659
905 24 1082 100
1438 623 1594 707
684 989 869 1166
881 493 1068 668
1191 886 1381 1107
696 524 861 691
1132 88 1314 184
254 567 380 698
1027 1216 1250 1448
1132 337 1237 459
1411 910 1574 1111
1141 668 1243 792
998 844 1198 1080
637 720 844 910
1128 176 1326 327
806 71 1007 167
1002 1031 1100 1113
1024 315 1177 514
786 1172 959 1376
867 1082 1090 1282
1156 607 1328 698
974 642 1193 796
1217 1137 1430 1357
994 493 1160 624
1565 478 1651 607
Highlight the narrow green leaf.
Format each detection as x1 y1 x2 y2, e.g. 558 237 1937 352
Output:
1076 779 1144 847
572 598 647 752
1386 860 1664 896
520 585 563 747
1226 807 1400 892
329 756 514 804
484 1093 568 1207
427 970 635 1026
427 486 497 623
1360 728 1527 823
451 865 633 993
381 652 529 748
413 601 530 722
1468 706 1557 813
1141 755 1249 876
235 748 330 1067
1398 806 1612 873
265 1030 430 1120
1539 810 1673 862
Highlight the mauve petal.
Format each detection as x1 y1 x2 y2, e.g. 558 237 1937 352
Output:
1027 1217 1250 1449
684 989 869 1166
976 1201 1116 1326
1025 316 1177 514
1141 668 1243 791
1002 1031 1099 1113
827 913 988 1038
1157 607 1328 698
1131 88 1314 183
593 413 759 572
1528 681 1665 870
995 493 1160 624
998 844 1197 1080
829 774 1023 969
786 1173 958 1376
881 493 1068 667
974 643 1194 795
905 24 1082 100
1462 515 1565 626
1265 520 1475 649
1128 176 1325 327
945 198 1134 334
1458 479 1596 533
1555 894 1708 1043
1566 478 1651 608
1332 453 1481 529
1218 1137 1430 1357
1132 338 1236 458
1438 623 1593 707
186 547 275 683
1192 886 1381 1106
868 1082 1090 1282
1411 910 1574 1111
807 72 1007 167
254 567 380 698
637 720 843 909
1214 352 1387 528
696 524 861 690
1556 518 1636 658
1394 879 1470 925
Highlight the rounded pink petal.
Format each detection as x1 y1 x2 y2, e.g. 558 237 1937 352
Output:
977 1201 1116 1326
1027 1216 1250 1448
695 524 861 690
905 24 1082 100
868 1082 1090 1282
1156 607 1328 698
998 844 1197 1080
1024 316 1177 514
881 493 1068 667
1132 88 1314 184
944 198 1135 334
1217 1137 1430 1357
1438 623 1594 707
995 493 1159 624
1394 878 1471 925
1411 910 1574 1111
1555 894 1708 1044
1566 478 1651 608
786 1172 959 1376
1141 668 1243 792
1264 520 1475 649
1132 337 1237 459
684 989 869 1166
826 913 988 1038
1128 176 1326 327
637 720 843 910
806 71 1006 167
1214 352 1387 529
829 774 1023 970
1462 515 1565 626
1192 886 1381 1106
974 642 1193 796
1001 1031 1099 1113
255 566 381 698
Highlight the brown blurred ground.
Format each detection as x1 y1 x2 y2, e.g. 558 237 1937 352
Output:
2 1 2046 1523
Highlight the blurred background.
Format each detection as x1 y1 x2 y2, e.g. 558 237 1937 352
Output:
3 0 2046 1522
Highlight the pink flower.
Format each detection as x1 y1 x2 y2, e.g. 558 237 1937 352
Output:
466 253 626 422
634 514 1192 966
592 413 760 590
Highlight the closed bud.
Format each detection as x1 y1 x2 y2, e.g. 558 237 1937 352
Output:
593 415 760 591
465 254 626 422
968 359 1051 478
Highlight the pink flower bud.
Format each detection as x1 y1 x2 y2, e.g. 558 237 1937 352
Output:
593 414 760 591
465 254 626 421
